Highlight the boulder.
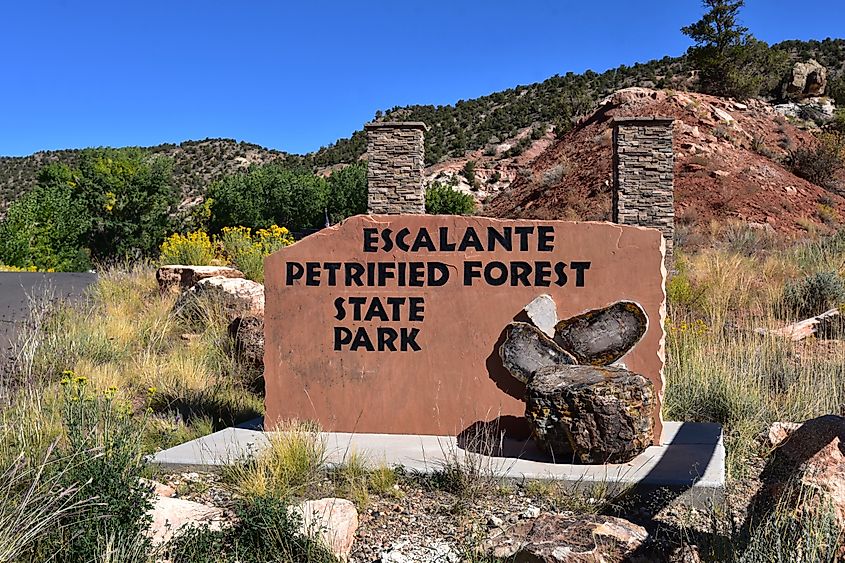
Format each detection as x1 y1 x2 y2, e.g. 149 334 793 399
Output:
783 59 828 99
754 415 845 530
483 512 648 562
293 497 359 561
525 365 654 463
524 294 558 338
175 276 265 321
147 496 228 546
499 322 576 384
554 301 648 366
156 265 244 293
228 315 264 370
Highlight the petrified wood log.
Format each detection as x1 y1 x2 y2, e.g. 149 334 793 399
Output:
554 301 648 366
525 365 654 464
499 322 577 384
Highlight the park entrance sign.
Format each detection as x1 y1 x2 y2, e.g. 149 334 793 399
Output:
264 215 666 441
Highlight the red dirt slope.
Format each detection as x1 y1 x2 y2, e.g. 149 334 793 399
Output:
484 87 844 236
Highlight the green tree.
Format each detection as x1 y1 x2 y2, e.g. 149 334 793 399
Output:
425 183 476 215
0 180 91 271
208 164 328 232
682 0 788 99
326 163 367 224
74 149 176 259
461 160 477 188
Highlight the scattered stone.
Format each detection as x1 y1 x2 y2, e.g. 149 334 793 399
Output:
228 315 264 369
554 301 648 366
156 265 244 293
524 294 558 338
293 497 359 561
147 496 228 546
711 170 731 178
521 506 541 519
488 515 505 528
782 59 828 99
140 478 176 498
380 538 460 563
525 365 654 463
712 107 735 123
483 513 648 562
175 276 265 321
499 322 577 384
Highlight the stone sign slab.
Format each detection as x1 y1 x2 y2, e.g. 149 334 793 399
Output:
264 215 666 441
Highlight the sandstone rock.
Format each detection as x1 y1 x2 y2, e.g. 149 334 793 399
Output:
754 415 845 532
228 315 264 370
712 107 735 123
554 301 648 366
175 276 265 321
156 265 244 293
500 322 577 384
294 497 359 561
147 496 228 546
763 421 802 448
524 294 558 338
483 512 648 562
783 59 828 99
525 365 654 463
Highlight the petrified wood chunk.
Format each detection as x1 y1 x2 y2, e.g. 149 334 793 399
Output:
554 301 648 366
525 365 654 464
499 322 577 384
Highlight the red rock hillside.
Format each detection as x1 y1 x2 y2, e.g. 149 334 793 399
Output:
484 87 844 238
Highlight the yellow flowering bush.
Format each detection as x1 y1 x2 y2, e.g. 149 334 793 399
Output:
0 264 47 272
219 225 294 282
159 230 216 266
159 225 294 281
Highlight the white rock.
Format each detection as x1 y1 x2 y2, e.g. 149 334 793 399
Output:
147 496 227 546
524 294 558 338
712 107 735 123
293 497 359 561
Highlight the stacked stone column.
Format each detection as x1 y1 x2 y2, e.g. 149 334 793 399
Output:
365 122 427 215
612 117 675 259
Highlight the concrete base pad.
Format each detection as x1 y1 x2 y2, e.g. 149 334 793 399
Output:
151 421 724 508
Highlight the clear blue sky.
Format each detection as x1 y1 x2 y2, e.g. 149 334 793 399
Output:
2 0 843 157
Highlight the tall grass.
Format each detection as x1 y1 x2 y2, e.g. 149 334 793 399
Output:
9 263 262 451
666 238 845 478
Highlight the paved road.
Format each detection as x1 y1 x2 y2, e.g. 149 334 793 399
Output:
0 272 97 374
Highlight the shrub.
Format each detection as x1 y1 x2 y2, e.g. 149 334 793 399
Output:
788 133 845 191
167 495 337 563
780 271 845 318
39 375 153 563
425 183 476 215
159 230 217 265
218 225 294 283
460 160 477 188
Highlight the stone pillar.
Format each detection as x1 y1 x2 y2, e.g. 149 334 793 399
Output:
612 117 675 259
365 122 427 215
